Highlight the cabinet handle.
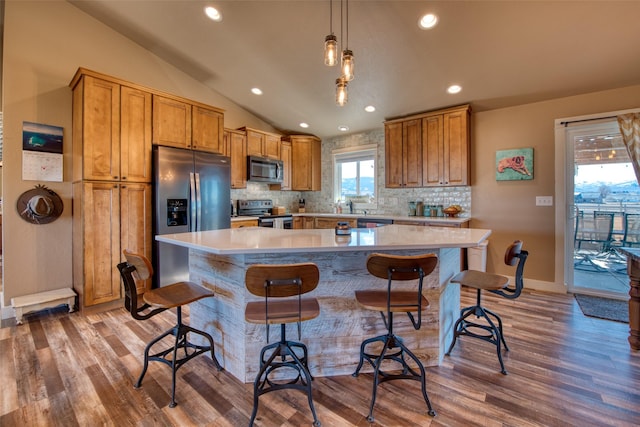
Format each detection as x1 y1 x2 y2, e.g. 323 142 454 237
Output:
122 176 127 180
113 176 119 179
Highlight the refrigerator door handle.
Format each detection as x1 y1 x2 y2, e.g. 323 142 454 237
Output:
189 172 197 231
194 172 202 231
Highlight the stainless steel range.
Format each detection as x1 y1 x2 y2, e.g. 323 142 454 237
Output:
237 199 293 229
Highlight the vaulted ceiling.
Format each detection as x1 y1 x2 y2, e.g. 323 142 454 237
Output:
69 0 640 139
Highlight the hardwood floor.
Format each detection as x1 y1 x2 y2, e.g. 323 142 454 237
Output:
1 287 639 426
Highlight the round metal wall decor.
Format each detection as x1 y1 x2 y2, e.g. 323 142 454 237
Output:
16 184 64 224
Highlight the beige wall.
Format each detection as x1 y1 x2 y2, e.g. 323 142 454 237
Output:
1 0 275 306
3 1 640 308
471 86 640 284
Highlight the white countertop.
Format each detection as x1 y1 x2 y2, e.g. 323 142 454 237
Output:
156 224 490 255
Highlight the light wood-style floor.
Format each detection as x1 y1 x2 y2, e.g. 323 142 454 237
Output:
1 287 639 426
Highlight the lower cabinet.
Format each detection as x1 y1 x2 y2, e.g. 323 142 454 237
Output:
231 219 258 228
314 217 357 229
73 181 151 309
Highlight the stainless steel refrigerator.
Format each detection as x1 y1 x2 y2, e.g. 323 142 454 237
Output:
153 145 231 287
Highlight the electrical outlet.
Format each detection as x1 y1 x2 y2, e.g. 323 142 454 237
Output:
536 196 553 206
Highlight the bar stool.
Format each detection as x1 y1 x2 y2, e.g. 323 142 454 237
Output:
245 263 322 427
446 240 528 374
353 253 438 422
117 250 222 408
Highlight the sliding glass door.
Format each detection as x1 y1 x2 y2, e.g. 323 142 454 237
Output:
566 120 634 297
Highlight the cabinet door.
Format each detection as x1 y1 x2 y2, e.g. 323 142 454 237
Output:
81 76 121 181
246 129 264 157
280 141 292 190
422 115 444 186
293 216 303 229
120 183 152 294
228 130 247 189
443 109 470 186
152 95 192 148
192 106 224 154
303 217 315 229
83 182 121 306
385 122 403 188
120 86 152 183
291 137 321 191
403 119 423 187
264 134 281 159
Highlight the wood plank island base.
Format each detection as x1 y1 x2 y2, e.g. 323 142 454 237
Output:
156 224 491 382
615 247 640 350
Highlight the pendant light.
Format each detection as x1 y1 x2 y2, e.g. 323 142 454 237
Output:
324 0 338 66
341 0 354 81
336 77 348 106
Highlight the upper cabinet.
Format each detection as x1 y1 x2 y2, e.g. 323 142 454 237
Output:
385 118 423 188
153 95 224 154
225 128 247 189
286 135 322 191
384 104 470 187
71 74 152 183
192 105 225 154
242 127 282 159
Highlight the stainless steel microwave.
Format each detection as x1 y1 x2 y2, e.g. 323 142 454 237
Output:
247 156 283 183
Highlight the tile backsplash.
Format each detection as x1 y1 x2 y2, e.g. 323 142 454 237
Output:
231 128 471 217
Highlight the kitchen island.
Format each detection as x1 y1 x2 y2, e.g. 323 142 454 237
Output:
156 224 491 382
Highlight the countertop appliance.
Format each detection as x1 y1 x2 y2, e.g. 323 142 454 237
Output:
237 199 293 229
153 145 231 287
247 156 283 183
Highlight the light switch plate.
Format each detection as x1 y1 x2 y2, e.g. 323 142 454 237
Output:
536 196 553 206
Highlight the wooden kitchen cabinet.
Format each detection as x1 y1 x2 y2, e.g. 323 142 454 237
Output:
73 181 151 308
231 219 258 228
153 95 225 154
287 135 322 191
423 106 470 186
225 128 247 189
303 217 315 229
385 119 422 188
72 75 151 183
192 105 224 153
243 127 282 159
152 95 192 149
385 104 470 188
314 217 357 229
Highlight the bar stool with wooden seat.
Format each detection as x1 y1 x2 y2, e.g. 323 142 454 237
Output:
245 263 322 427
446 240 528 374
117 250 222 408
352 253 439 423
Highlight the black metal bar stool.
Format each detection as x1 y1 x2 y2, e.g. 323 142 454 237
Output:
117 250 222 408
352 253 439 423
245 263 322 427
446 240 528 374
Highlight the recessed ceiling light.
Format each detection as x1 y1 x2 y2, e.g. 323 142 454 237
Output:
299 122 309 128
204 6 222 22
338 125 349 132
364 105 376 113
447 84 462 94
419 13 438 29
251 87 263 95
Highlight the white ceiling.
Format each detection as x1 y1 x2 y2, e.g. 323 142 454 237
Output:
69 0 640 139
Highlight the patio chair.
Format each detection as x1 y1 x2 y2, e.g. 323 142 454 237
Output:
574 211 614 271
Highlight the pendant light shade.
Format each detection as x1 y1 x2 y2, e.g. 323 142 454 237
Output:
324 34 338 66
336 78 348 106
341 49 354 81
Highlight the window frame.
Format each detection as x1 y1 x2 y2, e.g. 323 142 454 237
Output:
332 144 377 210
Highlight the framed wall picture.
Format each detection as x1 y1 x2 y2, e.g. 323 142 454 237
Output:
496 148 533 181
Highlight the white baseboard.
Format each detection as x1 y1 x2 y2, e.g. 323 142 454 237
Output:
521 277 568 294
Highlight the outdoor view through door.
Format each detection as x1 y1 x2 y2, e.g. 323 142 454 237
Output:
571 121 638 298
